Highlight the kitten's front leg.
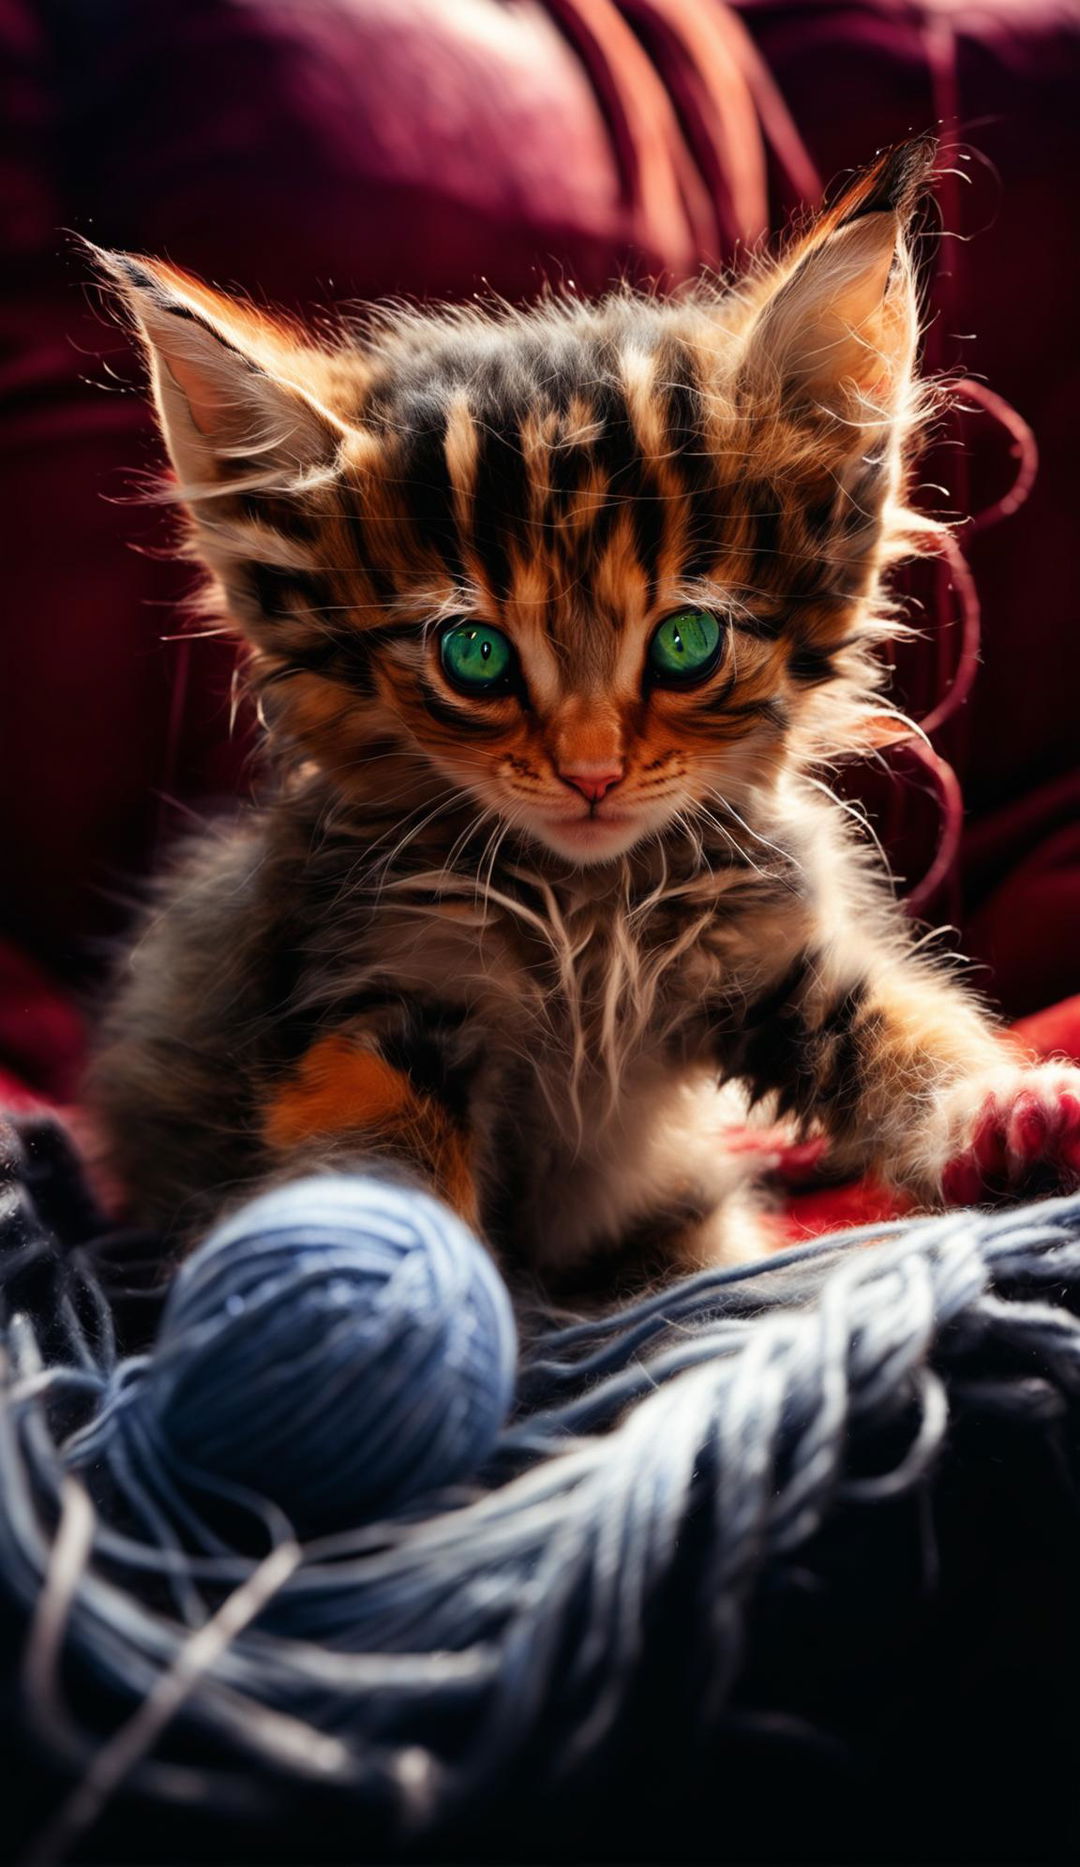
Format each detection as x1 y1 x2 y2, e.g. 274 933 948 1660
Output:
260 1012 481 1231
849 982 1080 1206
728 949 1080 1207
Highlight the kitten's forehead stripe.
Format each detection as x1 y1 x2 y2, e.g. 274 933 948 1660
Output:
747 488 784 593
443 391 479 535
396 394 464 584
342 492 396 609
663 339 731 584
470 401 532 606
587 377 662 594
620 345 666 467
661 337 710 492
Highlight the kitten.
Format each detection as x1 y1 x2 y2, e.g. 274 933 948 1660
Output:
87 140 1080 1296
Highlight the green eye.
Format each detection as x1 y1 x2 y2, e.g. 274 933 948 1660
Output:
440 621 514 693
648 608 722 683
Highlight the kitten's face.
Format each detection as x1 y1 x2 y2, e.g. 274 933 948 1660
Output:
338 322 806 866
100 143 928 866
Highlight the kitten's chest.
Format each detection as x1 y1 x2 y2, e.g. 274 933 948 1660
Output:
320 877 809 1275
372 873 808 1111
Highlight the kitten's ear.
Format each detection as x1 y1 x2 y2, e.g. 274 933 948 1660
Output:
741 138 936 430
90 247 348 496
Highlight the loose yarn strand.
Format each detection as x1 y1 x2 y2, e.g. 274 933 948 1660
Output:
6 1125 1080 1855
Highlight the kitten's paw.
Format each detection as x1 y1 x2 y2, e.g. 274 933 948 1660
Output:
938 1064 1080 1206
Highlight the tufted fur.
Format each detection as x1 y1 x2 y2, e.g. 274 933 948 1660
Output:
86 140 1078 1297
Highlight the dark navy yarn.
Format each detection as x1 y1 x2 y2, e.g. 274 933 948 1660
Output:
8 1117 1080 1859
66 1176 518 1538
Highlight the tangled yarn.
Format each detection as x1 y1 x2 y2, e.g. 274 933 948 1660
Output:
4 1113 1080 1860
65 1175 517 1539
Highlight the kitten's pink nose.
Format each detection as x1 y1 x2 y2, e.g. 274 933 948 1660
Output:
558 764 624 804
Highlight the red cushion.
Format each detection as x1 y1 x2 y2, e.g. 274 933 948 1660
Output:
2 0 1079 1103
0 937 84 1105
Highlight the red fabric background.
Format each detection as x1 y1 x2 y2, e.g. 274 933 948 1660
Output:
1 0 1078 1217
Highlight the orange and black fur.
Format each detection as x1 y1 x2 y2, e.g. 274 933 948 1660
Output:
88 141 1080 1297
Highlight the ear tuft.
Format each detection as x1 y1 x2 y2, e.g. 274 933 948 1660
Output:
89 244 346 497
740 137 936 434
831 134 938 230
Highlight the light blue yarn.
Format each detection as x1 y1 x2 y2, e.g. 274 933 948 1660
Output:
67 1175 518 1537
10 1168 1080 1844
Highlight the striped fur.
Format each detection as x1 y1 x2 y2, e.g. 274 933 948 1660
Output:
88 142 1038 1294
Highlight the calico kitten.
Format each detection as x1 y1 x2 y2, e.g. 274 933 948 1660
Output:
88 140 1080 1295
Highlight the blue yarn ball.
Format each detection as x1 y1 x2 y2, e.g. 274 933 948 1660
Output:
138 1176 517 1534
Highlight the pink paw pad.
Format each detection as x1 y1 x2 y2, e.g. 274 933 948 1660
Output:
942 1074 1080 1207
